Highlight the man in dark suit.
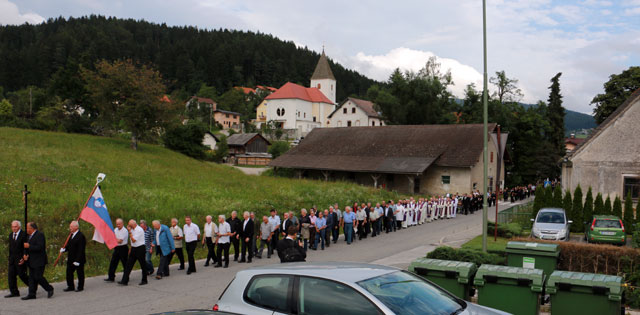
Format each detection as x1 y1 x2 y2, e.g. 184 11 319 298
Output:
6 220 29 298
239 211 254 263
229 211 242 262
60 221 86 292
22 222 54 300
280 212 292 238
277 225 306 263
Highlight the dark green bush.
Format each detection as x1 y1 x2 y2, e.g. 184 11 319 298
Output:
487 222 523 238
162 123 207 159
426 246 505 266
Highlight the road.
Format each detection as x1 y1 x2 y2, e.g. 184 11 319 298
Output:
0 198 531 315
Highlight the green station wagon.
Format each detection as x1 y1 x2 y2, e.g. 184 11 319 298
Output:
585 215 626 245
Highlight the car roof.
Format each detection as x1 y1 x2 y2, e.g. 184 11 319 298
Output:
538 208 566 214
238 262 398 283
593 215 621 220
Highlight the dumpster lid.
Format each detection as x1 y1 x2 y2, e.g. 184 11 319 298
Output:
506 241 560 256
474 264 544 286
547 271 623 296
410 258 477 277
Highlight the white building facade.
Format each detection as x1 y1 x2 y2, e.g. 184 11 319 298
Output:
328 97 385 127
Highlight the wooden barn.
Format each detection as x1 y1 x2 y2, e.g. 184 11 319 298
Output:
227 133 272 166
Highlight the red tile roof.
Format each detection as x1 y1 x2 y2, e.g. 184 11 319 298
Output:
235 87 256 94
265 82 334 104
190 96 217 105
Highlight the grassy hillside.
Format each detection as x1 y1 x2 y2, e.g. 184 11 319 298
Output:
0 127 397 288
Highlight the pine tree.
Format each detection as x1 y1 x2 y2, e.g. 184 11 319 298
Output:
613 196 622 219
563 190 573 221
532 184 545 219
553 185 563 208
623 192 634 234
604 195 612 215
572 185 583 232
546 72 566 178
583 187 594 225
544 185 554 208
593 193 604 215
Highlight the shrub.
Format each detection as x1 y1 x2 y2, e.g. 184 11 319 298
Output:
593 193 604 215
624 192 635 234
532 184 545 219
488 222 523 238
604 195 612 215
613 196 623 219
268 140 290 159
426 246 505 266
572 185 583 232
583 187 594 224
212 135 228 163
563 190 572 219
552 185 563 208
162 123 207 159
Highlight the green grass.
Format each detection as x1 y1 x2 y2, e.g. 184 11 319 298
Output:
0 127 400 289
461 235 510 252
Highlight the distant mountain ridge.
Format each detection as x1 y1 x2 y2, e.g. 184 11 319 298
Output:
520 103 597 133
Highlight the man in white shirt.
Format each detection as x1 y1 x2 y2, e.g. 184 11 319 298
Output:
202 215 218 267
268 209 281 252
105 218 128 282
214 215 231 268
395 201 405 229
183 216 200 274
118 220 147 286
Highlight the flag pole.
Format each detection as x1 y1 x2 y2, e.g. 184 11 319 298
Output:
54 173 105 267
482 0 489 253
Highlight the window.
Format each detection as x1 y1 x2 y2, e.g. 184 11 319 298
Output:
298 277 380 315
277 108 286 116
244 275 292 313
313 116 316 122
347 121 352 127
317 83 321 89
441 175 450 184
624 176 640 199
352 107 356 113
491 152 494 163
225 114 229 118
343 108 347 114
326 120 330 125
372 121 376 126
304 113 306 118
331 84 333 91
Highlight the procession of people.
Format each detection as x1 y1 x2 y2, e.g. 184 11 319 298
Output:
5 188 534 299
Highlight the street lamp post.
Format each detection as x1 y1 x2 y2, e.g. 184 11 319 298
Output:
482 0 489 253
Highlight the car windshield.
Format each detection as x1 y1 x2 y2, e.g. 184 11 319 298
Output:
595 219 621 228
536 212 565 224
357 271 463 315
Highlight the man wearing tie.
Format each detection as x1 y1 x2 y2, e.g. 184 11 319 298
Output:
22 222 54 300
60 221 86 292
6 220 28 298
239 211 254 263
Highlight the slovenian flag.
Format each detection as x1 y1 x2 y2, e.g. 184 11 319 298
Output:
79 186 118 249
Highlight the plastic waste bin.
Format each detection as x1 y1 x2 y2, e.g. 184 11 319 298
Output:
546 270 624 315
408 258 477 300
474 264 544 315
506 241 559 276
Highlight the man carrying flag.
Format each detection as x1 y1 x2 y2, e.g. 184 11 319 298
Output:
78 183 118 250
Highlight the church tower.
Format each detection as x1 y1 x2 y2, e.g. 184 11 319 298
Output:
310 49 336 104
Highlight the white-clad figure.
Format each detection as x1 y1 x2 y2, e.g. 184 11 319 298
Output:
452 196 458 218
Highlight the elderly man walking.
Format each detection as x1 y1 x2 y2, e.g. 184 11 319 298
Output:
105 218 128 282
140 220 154 275
183 216 200 275
22 222 54 300
239 211 254 263
202 215 218 267
118 220 147 286
314 211 327 250
168 218 185 270
60 221 86 292
342 207 356 245
152 220 175 280
6 220 28 298
215 215 231 268
257 216 274 259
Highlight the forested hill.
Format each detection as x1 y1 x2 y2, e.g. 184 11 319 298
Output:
0 15 377 99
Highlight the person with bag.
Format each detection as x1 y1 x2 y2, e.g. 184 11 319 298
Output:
277 226 306 263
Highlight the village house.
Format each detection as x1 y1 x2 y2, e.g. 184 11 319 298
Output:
270 124 507 195
227 133 272 166
202 131 219 151
564 134 585 152
186 96 216 110
328 97 385 127
562 89 640 205
213 109 241 130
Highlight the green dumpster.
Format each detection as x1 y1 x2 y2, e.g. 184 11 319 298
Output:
506 241 559 276
546 270 624 315
408 258 477 300
474 264 544 315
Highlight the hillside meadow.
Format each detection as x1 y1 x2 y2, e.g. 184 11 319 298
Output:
0 127 399 288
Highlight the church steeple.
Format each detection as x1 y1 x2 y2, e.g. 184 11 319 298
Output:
310 50 336 104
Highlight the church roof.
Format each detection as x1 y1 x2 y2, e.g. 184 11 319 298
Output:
311 51 336 81
265 82 334 104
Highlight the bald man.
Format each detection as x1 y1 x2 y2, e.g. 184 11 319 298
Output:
105 218 128 282
60 221 86 292
118 220 148 286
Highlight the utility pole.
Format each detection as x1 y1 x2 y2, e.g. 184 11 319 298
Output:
482 0 489 253
495 125 501 241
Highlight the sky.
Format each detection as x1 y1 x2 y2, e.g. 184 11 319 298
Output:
2 0 640 114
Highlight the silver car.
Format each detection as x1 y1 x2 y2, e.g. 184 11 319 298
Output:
531 208 572 241
214 262 508 315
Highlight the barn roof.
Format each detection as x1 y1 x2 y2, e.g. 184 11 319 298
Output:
270 124 497 174
227 133 271 146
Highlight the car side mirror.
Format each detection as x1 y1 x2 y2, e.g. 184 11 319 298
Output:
567 220 573 224
530 218 535 222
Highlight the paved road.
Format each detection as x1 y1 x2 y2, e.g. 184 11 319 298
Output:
0 198 531 315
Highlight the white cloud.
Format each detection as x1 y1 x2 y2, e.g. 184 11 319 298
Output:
624 7 640 15
0 0 44 25
351 47 483 99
